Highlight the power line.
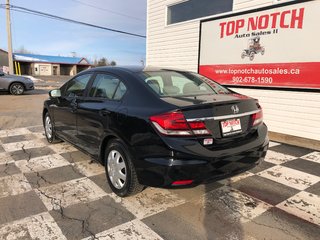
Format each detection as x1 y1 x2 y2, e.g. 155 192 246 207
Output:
0 4 146 38
69 0 145 22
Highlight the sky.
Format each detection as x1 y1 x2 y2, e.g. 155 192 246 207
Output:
0 0 146 65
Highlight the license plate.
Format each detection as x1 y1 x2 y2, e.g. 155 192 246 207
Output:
221 118 242 137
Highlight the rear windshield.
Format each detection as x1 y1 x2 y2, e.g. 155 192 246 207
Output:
140 71 230 97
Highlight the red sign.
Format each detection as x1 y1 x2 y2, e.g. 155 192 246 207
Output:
199 1 320 89
200 62 320 89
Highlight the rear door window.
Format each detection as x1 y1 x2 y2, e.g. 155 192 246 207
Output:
89 73 127 100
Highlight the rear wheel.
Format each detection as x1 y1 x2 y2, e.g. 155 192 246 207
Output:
9 83 24 95
105 139 143 197
44 112 61 143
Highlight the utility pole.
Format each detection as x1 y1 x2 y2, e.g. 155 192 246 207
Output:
6 0 14 74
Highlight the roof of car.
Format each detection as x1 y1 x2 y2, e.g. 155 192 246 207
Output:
91 66 189 73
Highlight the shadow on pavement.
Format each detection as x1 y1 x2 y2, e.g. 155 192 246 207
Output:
142 181 246 240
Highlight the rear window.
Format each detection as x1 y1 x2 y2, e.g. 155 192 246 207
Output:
140 71 230 97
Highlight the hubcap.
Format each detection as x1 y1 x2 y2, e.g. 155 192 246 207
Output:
45 116 52 139
107 150 127 189
11 84 24 95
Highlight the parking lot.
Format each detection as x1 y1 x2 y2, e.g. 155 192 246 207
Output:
0 85 319 240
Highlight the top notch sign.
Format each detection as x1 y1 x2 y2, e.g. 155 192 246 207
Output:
219 7 304 38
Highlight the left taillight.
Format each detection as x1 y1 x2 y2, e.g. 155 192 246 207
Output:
252 109 263 126
149 111 211 136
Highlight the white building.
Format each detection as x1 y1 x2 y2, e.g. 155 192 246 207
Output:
147 0 320 148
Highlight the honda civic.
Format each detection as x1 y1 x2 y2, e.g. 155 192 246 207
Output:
43 66 268 197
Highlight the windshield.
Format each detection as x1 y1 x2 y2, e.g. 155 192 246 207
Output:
140 71 230 97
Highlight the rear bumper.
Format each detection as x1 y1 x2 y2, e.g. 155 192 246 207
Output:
135 125 269 187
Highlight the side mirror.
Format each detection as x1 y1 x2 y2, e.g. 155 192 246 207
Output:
49 89 61 98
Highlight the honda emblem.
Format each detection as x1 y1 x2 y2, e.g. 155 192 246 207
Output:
231 105 239 114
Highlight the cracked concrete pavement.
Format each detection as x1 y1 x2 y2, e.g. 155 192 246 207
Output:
0 87 319 239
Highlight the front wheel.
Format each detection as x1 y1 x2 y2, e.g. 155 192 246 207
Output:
105 139 143 197
249 52 255 61
44 112 61 143
9 83 24 95
241 51 246 59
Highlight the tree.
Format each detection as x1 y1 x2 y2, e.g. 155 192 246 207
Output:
97 57 108 66
15 46 33 54
93 57 117 67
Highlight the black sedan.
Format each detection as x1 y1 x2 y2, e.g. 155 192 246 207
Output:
43 66 268 197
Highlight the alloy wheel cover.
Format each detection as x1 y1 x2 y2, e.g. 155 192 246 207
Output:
11 84 24 95
45 116 52 139
107 150 127 189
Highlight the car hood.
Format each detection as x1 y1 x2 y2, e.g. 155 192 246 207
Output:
160 93 251 108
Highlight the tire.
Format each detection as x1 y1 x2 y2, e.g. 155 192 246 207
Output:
241 51 246 59
105 139 143 197
9 83 24 95
249 52 255 61
43 112 61 143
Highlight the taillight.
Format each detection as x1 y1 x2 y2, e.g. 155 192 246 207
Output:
252 110 263 126
150 111 211 136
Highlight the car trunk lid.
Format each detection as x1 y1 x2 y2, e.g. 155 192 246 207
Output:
160 93 261 141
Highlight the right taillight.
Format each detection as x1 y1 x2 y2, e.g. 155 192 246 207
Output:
252 109 263 126
150 111 211 136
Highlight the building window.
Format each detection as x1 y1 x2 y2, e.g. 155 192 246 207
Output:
167 0 233 25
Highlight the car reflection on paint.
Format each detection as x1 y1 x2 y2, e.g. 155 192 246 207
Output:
43 66 268 197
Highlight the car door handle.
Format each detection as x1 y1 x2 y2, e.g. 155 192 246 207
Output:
70 99 78 112
71 102 78 108
99 109 110 117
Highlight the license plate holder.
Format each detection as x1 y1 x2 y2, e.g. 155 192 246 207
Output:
220 118 242 137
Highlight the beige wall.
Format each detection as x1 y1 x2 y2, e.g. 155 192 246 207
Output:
34 63 52 76
147 0 320 141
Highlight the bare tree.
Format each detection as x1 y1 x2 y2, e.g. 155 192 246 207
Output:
93 57 117 67
15 46 33 54
97 57 108 66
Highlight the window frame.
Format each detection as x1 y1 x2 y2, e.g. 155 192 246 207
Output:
166 0 234 26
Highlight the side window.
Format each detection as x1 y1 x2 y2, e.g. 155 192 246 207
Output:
90 74 126 100
113 82 127 100
64 74 92 97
